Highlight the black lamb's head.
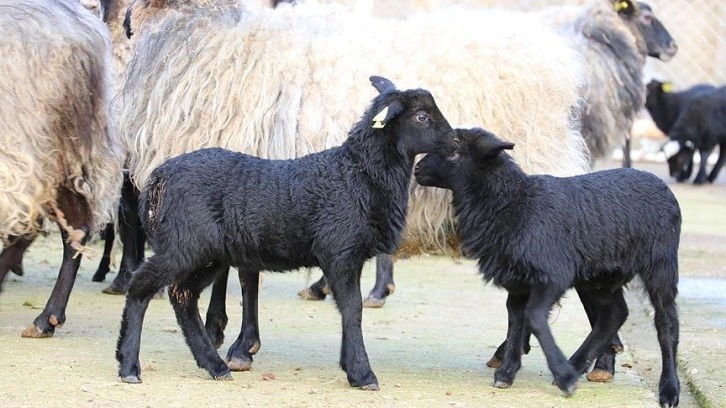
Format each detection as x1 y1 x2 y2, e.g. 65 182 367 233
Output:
414 127 514 190
363 75 458 157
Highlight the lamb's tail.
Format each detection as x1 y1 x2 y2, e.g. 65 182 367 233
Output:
138 175 166 235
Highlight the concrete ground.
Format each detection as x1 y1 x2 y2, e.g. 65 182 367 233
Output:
0 156 723 407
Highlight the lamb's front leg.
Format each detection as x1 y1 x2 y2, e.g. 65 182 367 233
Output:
493 292 528 387
226 269 261 371
324 258 378 390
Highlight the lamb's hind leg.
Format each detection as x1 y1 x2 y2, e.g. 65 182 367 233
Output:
576 287 625 382
205 265 231 349
168 263 232 381
525 288 579 396
226 269 261 372
645 281 680 407
569 287 628 378
117 255 174 383
493 292 528 388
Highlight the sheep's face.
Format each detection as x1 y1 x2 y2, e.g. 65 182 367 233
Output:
621 1 677 61
664 140 695 182
367 76 457 158
414 128 513 190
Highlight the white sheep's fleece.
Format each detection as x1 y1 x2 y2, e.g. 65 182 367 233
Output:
0 0 124 245
122 1 589 253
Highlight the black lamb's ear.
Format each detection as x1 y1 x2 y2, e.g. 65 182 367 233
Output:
371 100 404 129
370 76 397 94
613 0 636 18
471 129 515 157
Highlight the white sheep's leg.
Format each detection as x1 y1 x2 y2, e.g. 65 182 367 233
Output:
324 258 379 390
226 269 262 371
298 271 331 300
0 236 34 286
104 174 142 295
363 254 395 308
21 226 88 338
22 189 92 338
524 288 579 396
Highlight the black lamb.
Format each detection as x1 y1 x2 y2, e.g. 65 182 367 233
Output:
414 127 681 407
644 80 716 181
661 86 726 184
115 76 457 390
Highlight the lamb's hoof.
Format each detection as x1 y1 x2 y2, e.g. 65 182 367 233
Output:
586 369 614 383
297 288 326 301
493 380 511 389
21 324 54 338
121 375 142 384
362 296 385 308
91 271 108 282
102 283 127 295
360 383 380 391
612 344 624 354
10 264 24 276
226 357 253 371
554 381 577 397
213 372 233 381
486 356 502 368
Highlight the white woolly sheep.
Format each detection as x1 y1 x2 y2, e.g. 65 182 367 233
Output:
121 0 590 252
540 0 677 167
0 0 124 336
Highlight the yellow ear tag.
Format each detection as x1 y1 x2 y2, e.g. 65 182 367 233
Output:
614 1 628 11
372 106 389 129
662 82 673 93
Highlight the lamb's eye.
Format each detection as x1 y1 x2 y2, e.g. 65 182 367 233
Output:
415 113 429 123
640 13 652 24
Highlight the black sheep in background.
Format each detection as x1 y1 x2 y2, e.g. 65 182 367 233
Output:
645 80 716 181
661 86 726 184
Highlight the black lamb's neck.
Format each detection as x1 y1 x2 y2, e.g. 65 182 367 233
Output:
452 153 527 258
343 123 413 201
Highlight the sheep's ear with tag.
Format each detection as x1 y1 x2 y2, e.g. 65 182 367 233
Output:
371 101 404 129
613 0 636 17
